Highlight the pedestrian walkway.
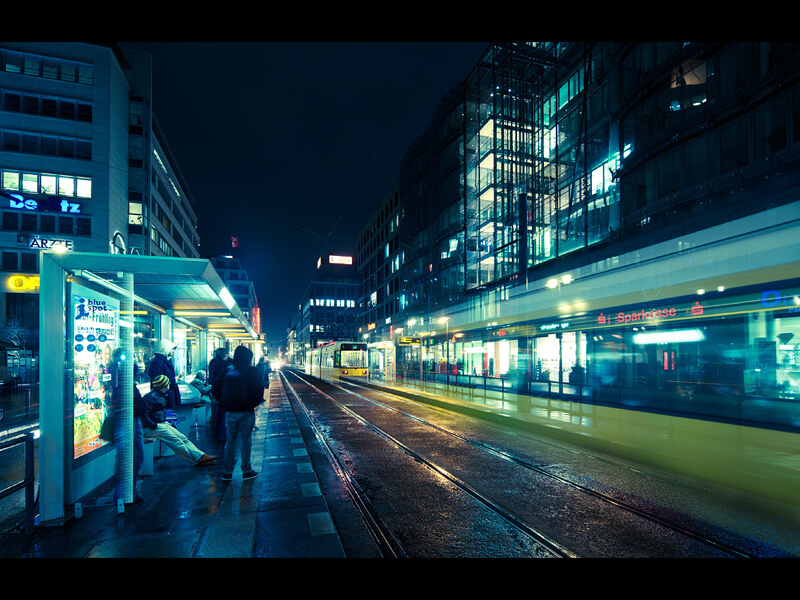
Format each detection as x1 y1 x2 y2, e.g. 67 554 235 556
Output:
0 375 346 558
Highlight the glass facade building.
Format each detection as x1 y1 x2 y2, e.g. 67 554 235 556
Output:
364 42 800 433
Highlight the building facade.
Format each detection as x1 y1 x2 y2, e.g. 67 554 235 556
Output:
364 41 800 433
292 253 360 365
0 42 202 420
208 255 261 351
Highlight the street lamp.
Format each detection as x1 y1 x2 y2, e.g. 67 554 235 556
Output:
438 317 450 384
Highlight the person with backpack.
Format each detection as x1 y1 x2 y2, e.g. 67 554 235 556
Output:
212 345 264 481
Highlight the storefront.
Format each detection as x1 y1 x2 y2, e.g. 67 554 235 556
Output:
429 281 800 430
368 340 395 383
38 251 257 525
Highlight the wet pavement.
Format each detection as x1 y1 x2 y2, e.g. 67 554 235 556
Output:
1 370 798 558
0 375 347 558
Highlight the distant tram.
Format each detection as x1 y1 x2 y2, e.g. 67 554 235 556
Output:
306 341 368 381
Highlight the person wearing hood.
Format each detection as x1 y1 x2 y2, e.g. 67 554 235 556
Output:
149 339 181 409
212 345 264 481
208 347 232 443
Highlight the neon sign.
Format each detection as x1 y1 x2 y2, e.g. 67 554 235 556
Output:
6 274 40 292
23 235 73 250
762 290 800 312
7 193 81 213
598 302 703 326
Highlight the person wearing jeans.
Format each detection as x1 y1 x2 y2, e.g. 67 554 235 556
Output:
142 375 216 467
223 411 256 479
213 346 265 481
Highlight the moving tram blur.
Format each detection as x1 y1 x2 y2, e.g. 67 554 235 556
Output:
397 276 800 434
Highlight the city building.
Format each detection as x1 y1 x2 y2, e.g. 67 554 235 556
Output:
291 252 360 365
363 42 800 432
0 42 204 419
358 181 401 343
209 255 262 352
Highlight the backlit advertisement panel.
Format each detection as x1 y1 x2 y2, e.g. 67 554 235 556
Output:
71 284 119 459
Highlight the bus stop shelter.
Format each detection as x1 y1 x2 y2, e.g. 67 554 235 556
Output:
38 250 258 525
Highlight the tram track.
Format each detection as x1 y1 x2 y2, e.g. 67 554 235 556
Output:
281 368 781 558
281 370 572 558
333 378 758 559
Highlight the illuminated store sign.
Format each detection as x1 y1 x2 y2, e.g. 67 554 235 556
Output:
20 235 73 251
762 289 800 312
598 302 703 326
7 193 82 213
5 274 40 292
329 255 352 265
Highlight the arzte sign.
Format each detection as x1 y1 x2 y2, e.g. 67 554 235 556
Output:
7 194 82 214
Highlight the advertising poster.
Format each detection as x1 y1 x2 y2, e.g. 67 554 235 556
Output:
72 285 119 459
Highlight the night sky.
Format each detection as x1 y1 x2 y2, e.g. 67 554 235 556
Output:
119 42 488 353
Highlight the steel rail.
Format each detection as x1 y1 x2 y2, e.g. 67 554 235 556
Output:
286 370 575 558
280 371 405 558
336 377 758 559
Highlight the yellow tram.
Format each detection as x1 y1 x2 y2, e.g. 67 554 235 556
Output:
305 340 368 381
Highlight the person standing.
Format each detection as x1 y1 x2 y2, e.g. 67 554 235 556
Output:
256 355 272 387
212 346 264 481
148 339 182 409
208 348 231 443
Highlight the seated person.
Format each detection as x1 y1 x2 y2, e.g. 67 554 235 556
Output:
142 375 216 466
190 370 213 405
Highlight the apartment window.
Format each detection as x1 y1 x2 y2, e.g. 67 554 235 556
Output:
58 217 73 234
3 132 19 151
2 212 18 230
20 213 36 231
2 251 17 270
76 217 91 236
4 93 19 112
4 53 23 73
20 252 36 271
40 215 55 233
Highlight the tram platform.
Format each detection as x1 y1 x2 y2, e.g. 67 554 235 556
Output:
0 374 353 558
